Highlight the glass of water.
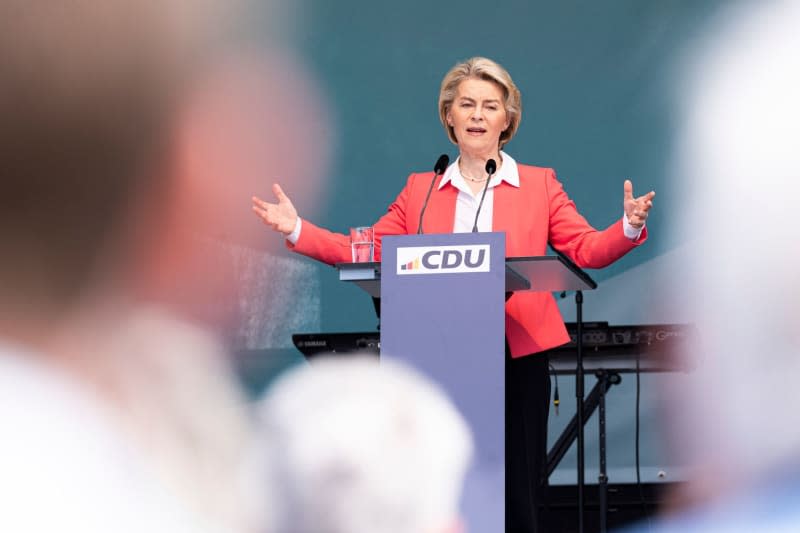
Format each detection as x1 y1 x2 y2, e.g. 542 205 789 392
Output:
349 226 374 263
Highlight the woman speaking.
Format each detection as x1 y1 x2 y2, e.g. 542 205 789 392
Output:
253 57 654 532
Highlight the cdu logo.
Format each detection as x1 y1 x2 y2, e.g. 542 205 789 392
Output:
396 245 490 275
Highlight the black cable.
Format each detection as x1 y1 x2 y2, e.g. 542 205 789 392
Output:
549 363 560 416
635 351 641 489
635 350 653 531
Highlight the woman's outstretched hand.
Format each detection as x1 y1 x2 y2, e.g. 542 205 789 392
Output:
252 183 298 235
623 179 655 229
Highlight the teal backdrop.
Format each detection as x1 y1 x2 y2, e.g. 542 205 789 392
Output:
284 0 725 333
238 0 729 485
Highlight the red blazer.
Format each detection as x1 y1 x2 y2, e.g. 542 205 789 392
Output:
289 164 647 357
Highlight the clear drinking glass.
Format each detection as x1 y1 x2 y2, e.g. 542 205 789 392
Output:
349 226 374 263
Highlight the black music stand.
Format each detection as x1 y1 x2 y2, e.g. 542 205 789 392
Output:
505 255 598 533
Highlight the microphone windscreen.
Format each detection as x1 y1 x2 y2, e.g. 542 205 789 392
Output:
434 154 450 175
485 158 497 174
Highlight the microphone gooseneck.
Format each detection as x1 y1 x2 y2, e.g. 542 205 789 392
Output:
417 154 450 234
471 158 497 233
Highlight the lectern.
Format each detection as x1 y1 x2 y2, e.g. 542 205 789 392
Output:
337 232 596 532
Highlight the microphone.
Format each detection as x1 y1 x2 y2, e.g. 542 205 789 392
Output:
471 158 497 232
417 154 450 234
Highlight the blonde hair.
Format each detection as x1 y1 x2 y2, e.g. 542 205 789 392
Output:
438 57 522 148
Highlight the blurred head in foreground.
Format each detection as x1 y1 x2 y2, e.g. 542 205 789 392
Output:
0 0 328 531
0 0 328 336
668 0 800 507
259 357 474 533
0 0 217 332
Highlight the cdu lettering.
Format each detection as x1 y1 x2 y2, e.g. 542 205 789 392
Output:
441 250 462 269
463 249 485 268
422 250 441 269
405 246 489 274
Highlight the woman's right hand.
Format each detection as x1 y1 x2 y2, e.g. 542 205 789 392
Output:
252 183 298 235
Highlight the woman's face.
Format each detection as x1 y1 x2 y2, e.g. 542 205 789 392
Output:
446 78 509 158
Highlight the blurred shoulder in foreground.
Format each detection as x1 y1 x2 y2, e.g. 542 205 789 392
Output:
622 0 800 530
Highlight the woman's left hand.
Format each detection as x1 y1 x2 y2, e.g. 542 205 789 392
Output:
623 179 655 229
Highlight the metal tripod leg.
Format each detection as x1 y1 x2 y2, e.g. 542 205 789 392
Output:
596 370 621 533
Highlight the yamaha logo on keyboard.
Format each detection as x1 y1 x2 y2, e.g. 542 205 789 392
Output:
396 245 490 275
